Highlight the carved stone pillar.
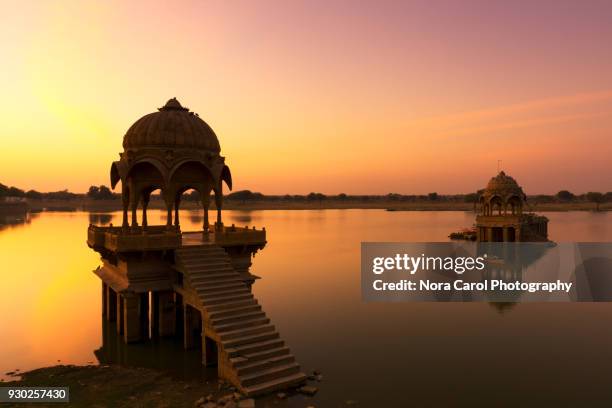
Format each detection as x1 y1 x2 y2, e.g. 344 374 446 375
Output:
158 291 176 337
122 292 142 343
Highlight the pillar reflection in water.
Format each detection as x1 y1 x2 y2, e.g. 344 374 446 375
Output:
95 285 217 380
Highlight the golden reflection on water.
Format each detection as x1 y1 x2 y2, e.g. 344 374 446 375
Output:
0 212 101 377
0 209 477 378
2 210 612 404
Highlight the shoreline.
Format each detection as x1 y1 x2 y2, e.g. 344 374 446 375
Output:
2 364 318 408
2 364 220 408
13 199 611 213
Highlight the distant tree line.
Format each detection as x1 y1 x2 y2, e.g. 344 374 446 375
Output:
2 183 612 210
529 190 612 211
87 185 117 200
0 182 79 200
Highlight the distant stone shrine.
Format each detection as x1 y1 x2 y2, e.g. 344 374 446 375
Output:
476 171 548 242
88 98 306 396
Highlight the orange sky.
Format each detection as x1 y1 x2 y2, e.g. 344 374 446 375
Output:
1 0 612 195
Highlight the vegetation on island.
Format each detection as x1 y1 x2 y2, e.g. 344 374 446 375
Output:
2 182 612 211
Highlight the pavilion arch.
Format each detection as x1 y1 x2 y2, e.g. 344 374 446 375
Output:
125 160 167 228
489 195 503 216
506 195 523 215
478 196 486 215
128 158 168 184
127 161 166 198
168 160 217 230
168 160 214 185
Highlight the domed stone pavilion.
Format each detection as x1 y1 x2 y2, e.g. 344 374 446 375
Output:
110 97 232 230
88 99 307 396
476 171 548 242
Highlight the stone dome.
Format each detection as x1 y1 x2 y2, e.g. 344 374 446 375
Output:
122 98 221 153
483 171 524 198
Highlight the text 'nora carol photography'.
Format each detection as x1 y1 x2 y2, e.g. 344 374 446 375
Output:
361 242 612 302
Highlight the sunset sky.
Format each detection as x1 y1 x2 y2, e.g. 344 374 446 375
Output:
2 0 612 195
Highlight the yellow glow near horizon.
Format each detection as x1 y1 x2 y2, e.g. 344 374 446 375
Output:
1 1 612 195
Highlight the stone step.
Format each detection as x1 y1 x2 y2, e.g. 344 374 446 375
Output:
202 287 252 301
212 310 266 326
183 263 234 271
195 281 248 291
207 298 259 313
186 265 236 273
177 252 226 259
215 316 270 334
178 249 227 256
196 279 246 289
181 261 234 270
189 272 240 281
181 249 227 255
220 323 275 343
230 347 291 368
190 278 242 289
223 330 279 348
203 292 254 306
179 252 231 260
188 271 237 279
226 338 285 358
195 282 247 295
176 249 227 256
236 354 296 376
196 287 251 301
177 245 223 252
209 304 262 319
240 363 302 387
189 272 241 282
242 372 307 397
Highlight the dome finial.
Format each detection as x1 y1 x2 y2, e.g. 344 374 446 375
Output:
159 97 188 111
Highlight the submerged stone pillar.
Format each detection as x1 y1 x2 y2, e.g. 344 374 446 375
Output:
116 293 124 335
106 286 117 323
122 292 142 343
502 227 509 242
183 305 202 350
183 305 195 350
102 282 107 318
158 291 176 337
151 291 159 337
202 332 218 367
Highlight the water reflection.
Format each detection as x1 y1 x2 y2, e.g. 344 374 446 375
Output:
229 211 254 225
0 211 37 231
89 213 114 226
572 244 612 301
2 210 612 405
95 321 216 380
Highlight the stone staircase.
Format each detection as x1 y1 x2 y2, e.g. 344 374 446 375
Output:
175 245 307 396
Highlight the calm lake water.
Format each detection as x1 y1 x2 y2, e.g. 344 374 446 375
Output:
2 210 612 406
